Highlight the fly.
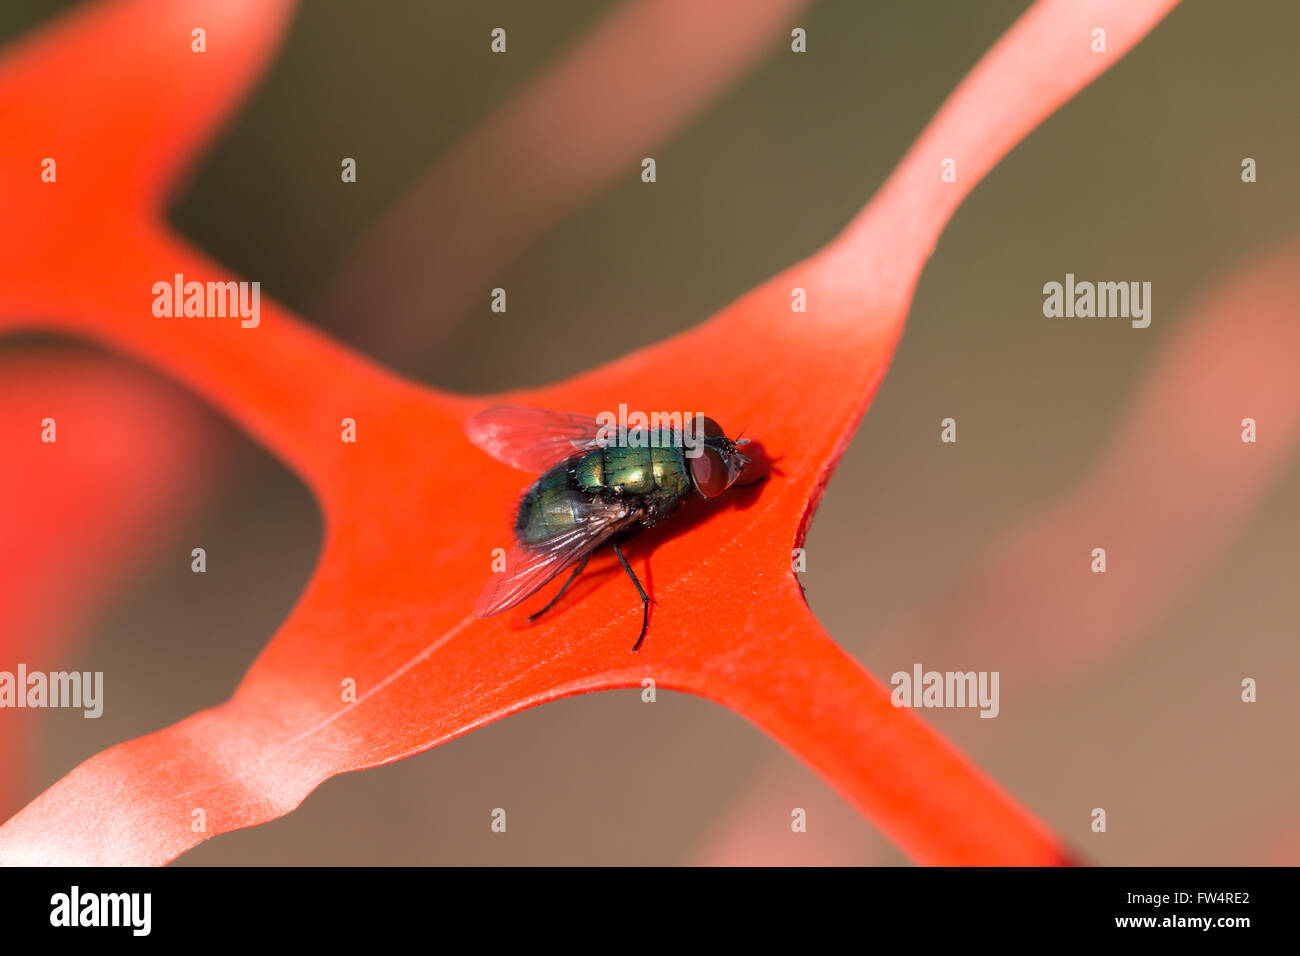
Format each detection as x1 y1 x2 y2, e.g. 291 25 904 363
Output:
464 406 756 650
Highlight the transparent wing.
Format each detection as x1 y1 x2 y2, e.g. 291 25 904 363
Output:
464 405 607 473
475 504 637 618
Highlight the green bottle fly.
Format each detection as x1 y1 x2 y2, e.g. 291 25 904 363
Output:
465 407 755 650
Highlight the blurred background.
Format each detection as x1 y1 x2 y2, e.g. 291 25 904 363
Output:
2 0 1298 864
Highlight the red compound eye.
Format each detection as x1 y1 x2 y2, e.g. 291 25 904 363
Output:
690 446 730 498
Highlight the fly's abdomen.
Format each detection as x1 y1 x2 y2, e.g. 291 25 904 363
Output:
515 470 593 545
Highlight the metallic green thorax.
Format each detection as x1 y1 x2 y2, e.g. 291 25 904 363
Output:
515 432 692 546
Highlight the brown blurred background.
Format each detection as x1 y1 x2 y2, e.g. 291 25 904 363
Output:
3 0 1298 864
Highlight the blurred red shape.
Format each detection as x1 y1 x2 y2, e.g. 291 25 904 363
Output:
0 0 1180 864
697 238 1300 865
0 352 218 816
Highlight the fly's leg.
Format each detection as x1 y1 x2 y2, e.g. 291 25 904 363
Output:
613 542 652 652
528 554 590 623
736 474 768 490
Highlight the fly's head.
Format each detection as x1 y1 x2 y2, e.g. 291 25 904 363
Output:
686 415 752 499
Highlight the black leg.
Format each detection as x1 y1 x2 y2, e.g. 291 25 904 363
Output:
613 542 652 651
528 554 590 623
735 473 768 489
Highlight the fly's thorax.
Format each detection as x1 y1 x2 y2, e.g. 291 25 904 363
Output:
578 439 689 499
650 444 690 496
602 444 656 495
